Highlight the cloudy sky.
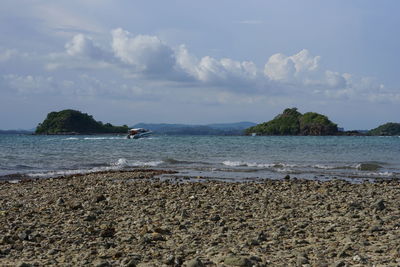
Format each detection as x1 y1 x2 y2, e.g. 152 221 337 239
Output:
1 0 399 130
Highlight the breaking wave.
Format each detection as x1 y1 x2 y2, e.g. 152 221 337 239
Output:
26 158 163 179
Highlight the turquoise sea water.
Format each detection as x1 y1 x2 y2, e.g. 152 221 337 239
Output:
0 134 399 182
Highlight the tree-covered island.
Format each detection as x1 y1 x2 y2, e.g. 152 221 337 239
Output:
245 108 339 136
35 109 129 135
368 122 400 136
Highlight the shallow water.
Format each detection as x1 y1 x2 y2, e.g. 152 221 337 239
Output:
0 134 399 181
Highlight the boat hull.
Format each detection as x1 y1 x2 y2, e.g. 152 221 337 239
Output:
127 132 152 139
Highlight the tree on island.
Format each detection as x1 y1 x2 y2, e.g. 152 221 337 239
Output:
368 122 400 136
35 109 129 134
245 108 338 136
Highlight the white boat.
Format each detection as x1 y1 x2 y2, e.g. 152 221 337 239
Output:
127 128 152 139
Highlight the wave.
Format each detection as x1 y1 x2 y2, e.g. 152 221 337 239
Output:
356 163 382 171
27 158 163 178
110 158 163 167
163 157 209 165
64 137 79 140
222 161 296 168
220 161 393 178
62 136 127 141
83 137 125 140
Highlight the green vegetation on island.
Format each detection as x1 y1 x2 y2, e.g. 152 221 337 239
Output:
245 108 338 136
368 122 400 136
35 109 128 134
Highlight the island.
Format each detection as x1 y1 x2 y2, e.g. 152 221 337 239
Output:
245 108 338 136
368 122 400 136
35 109 129 135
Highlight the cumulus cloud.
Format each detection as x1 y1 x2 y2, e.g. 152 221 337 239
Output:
111 28 176 75
176 45 260 88
324 70 347 89
264 49 320 82
65 34 111 61
264 53 296 81
41 28 399 103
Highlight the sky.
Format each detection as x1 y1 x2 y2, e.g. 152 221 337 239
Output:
1 0 399 130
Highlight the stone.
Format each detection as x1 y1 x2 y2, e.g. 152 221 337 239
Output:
93 259 112 267
330 260 345 267
124 259 137 267
56 198 65 205
70 202 83 210
210 214 221 221
84 213 97 221
223 255 252 266
370 225 382 233
374 199 385 211
100 227 116 238
185 257 204 267
96 194 107 203
297 255 309 265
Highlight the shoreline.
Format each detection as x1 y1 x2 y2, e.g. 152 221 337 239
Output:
1 170 400 266
1 167 397 185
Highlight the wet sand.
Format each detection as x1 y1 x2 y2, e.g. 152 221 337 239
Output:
1 170 400 266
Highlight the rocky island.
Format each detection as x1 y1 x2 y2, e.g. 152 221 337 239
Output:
35 110 129 135
245 108 338 136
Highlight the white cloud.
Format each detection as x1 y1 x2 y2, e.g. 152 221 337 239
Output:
111 28 176 75
324 70 347 89
65 34 113 62
264 49 320 82
0 49 17 62
2 74 57 94
34 3 103 36
264 53 296 81
35 29 399 104
176 44 260 88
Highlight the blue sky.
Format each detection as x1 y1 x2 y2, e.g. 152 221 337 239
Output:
1 0 399 129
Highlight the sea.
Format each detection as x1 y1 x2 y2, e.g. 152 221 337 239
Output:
0 134 399 183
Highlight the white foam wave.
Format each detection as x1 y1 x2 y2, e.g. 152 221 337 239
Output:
130 160 163 167
111 158 162 167
28 169 101 178
313 164 336 170
112 158 128 167
27 158 163 178
364 171 394 177
64 137 79 140
222 161 246 167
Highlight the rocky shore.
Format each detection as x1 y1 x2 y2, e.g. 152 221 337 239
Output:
1 170 400 266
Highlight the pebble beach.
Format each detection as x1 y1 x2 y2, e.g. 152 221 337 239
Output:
1 170 400 266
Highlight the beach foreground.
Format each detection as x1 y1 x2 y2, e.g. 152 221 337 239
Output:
1 171 400 266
